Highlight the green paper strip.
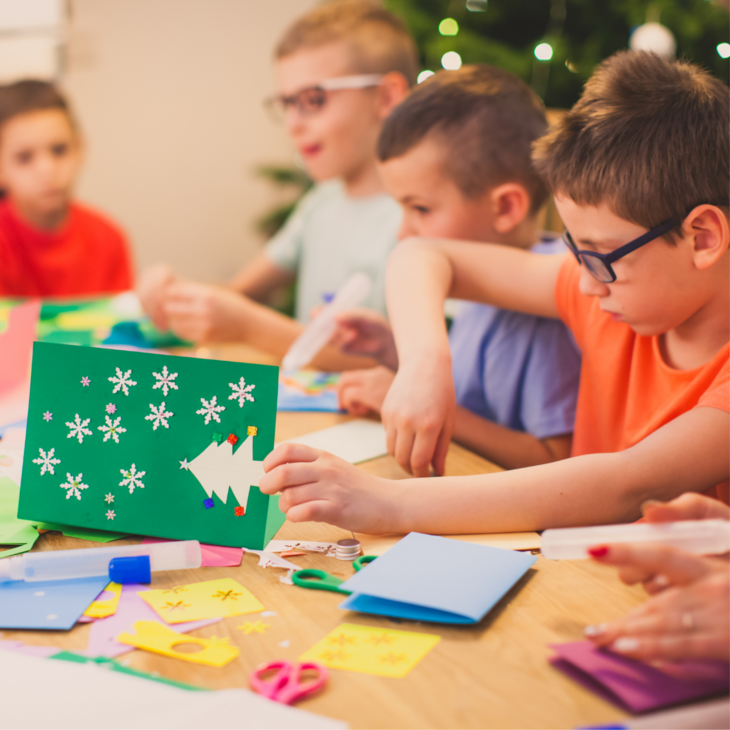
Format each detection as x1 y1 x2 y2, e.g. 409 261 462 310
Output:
0 477 39 558
32 522 129 543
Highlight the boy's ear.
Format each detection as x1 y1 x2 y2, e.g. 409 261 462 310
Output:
685 205 729 271
376 72 410 119
490 182 531 234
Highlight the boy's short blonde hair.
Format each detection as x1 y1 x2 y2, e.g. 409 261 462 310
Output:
275 0 418 87
533 51 729 238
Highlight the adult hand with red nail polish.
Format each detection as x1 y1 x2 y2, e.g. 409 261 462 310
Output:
584 542 729 662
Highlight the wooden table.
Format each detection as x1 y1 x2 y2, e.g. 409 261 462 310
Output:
2 344 647 729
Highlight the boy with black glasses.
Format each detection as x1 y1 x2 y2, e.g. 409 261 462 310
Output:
259 52 729 534
138 0 414 363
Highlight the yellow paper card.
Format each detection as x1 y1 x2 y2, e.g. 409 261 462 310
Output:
300 623 440 678
83 582 123 619
117 620 239 667
139 578 264 624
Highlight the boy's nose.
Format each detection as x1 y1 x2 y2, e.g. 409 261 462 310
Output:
396 217 416 241
578 264 611 298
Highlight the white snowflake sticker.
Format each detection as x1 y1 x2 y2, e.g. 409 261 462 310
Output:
98 416 127 443
60 473 88 500
228 377 255 408
196 396 225 425
66 414 93 444
119 464 146 494
145 402 173 430
152 365 179 397
106 509 116 520
109 367 137 396
32 448 61 476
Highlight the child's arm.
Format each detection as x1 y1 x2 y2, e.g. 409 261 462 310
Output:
259 405 729 533
338 367 572 469
228 252 296 301
383 238 566 477
162 280 375 371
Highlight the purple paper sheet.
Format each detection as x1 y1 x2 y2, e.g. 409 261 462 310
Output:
86 583 220 658
550 641 730 713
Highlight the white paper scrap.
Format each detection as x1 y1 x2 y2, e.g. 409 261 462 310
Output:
277 419 387 465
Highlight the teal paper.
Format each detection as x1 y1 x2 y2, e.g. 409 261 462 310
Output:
338 532 537 624
18 343 283 548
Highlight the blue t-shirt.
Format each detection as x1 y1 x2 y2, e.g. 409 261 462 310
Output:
449 238 580 439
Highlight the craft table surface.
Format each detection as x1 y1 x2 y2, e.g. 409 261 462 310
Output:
1 343 647 729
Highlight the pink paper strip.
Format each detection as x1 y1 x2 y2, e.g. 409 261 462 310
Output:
0 300 40 394
142 537 243 567
0 639 60 658
86 583 221 658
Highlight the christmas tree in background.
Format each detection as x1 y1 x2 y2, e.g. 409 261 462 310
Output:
385 0 729 109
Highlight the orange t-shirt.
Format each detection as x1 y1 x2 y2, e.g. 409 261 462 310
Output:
0 199 134 297
555 257 729 501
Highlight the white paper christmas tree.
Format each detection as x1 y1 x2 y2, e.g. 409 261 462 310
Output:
187 431 264 510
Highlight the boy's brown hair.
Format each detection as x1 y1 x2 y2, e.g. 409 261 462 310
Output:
0 79 75 139
377 65 549 214
532 51 729 239
275 0 418 87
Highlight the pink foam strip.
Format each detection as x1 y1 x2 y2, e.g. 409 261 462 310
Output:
142 537 243 567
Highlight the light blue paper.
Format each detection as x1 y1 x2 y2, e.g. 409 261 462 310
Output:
0 574 109 630
338 532 537 624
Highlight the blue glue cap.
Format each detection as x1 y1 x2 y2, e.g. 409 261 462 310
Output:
109 555 151 584
322 292 335 304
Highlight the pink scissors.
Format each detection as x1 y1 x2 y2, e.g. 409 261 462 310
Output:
249 659 328 705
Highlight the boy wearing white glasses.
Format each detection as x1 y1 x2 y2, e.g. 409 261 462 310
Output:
138 0 414 362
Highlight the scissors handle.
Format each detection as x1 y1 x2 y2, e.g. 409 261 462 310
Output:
353 554 376 571
250 660 328 705
293 569 351 595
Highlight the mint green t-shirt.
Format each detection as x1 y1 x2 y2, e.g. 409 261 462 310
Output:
264 180 402 323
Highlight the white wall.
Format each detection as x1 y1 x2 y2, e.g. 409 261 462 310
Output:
63 0 317 281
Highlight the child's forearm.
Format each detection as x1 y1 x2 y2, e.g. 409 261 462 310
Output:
452 406 571 469
386 407 729 534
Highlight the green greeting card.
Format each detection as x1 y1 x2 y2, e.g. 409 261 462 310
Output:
18 343 283 548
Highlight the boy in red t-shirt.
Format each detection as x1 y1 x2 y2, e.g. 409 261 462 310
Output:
0 80 133 297
257 52 729 525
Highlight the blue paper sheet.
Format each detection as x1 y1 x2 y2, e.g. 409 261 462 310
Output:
0 574 109 630
338 532 537 624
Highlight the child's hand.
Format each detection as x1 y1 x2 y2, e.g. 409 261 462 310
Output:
162 281 247 343
259 443 401 533
337 366 395 416
585 544 729 662
381 354 455 477
137 263 177 331
329 310 398 370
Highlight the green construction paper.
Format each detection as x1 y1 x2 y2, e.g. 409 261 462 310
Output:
0 477 39 558
51 652 206 691
19 343 282 549
32 521 129 542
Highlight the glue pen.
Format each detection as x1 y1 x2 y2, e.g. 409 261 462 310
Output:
281 272 372 372
0 540 202 583
541 520 730 560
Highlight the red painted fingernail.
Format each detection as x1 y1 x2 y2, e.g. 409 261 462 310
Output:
588 545 609 558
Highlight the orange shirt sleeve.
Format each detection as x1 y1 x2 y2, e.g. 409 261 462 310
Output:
697 360 730 413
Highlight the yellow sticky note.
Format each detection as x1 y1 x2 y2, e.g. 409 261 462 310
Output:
117 620 239 667
300 623 440 678
83 582 123 619
139 578 264 624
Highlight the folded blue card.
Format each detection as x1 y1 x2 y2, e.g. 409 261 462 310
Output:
0 574 109 630
338 532 537 624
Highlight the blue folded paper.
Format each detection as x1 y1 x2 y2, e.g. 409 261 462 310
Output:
0 574 109 630
338 532 537 624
